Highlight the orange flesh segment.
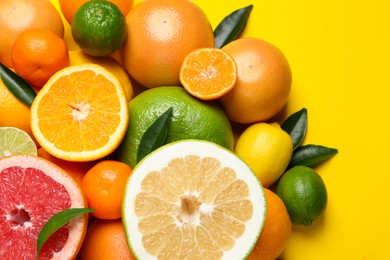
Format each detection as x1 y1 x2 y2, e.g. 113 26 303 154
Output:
36 70 122 153
180 48 237 100
134 155 253 258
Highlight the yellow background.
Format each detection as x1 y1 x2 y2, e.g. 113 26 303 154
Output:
51 0 390 259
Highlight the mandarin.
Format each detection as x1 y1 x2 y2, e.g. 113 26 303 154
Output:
121 0 214 88
0 0 64 68
11 28 69 88
247 188 292 260
81 160 132 219
78 219 135 260
59 0 133 25
219 37 292 124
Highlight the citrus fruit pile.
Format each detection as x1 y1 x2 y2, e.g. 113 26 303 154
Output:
0 0 338 259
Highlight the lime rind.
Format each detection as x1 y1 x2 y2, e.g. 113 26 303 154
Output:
122 139 266 259
0 126 37 158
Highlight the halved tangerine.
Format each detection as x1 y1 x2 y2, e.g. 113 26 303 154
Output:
179 48 237 100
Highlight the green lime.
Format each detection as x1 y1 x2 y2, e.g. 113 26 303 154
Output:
0 126 37 158
276 166 327 226
114 86 234 168
71 0 127 57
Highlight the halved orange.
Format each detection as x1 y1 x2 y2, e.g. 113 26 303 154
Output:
30 64 129 162
179 48 237 100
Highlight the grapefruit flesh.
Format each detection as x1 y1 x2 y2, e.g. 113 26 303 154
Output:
0 155 87 259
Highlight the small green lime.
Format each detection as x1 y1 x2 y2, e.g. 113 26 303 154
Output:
114 86 234 168
276 166 327 226
71 0 127 57
0 126 37 158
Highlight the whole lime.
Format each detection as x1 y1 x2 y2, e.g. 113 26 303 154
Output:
71 0 127 57
114 86 234 168
276 166 328 226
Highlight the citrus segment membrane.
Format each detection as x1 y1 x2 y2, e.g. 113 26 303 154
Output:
30 64 129 162
0 155 87 259
123 140 266 259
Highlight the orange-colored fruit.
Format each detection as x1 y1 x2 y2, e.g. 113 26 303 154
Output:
78 218 136 260
11 28 69 88
81 160 132 219
121 0 214 88
219 37 292 124
37 147 95 186
59 0 133 25
30 64 129 162
0 0 64 68
0 154 88 259
0 77 35 142
179 48 237 100
247 188 292 260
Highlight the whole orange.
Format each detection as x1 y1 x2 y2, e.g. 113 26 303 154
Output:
121 0 214 88
219 38 292 123
37 147 95 186
0 78 35 143
78 218 135 260
59 0 133 25
247 188 292 260
81 160 132 220
11 28 69 88
0 0 64 68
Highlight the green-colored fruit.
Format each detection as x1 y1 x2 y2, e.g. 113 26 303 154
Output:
71 0 127 57
114 86 234 168
0 126 37 158
276 166 327 226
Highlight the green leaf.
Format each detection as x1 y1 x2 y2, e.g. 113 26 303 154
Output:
281 108 308 150
136 107 173 163
288 144 338 168
0 63 36 107
214 5 253 48
37 208 94 257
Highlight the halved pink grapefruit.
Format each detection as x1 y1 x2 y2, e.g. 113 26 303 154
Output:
0 155 88 259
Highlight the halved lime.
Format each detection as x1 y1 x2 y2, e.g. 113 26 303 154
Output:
0 126 37 158
122 139 266 259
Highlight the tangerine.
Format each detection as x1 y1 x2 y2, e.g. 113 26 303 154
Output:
81 160 132 219
11 28 69 88
179 48 237 100
0 0 64 68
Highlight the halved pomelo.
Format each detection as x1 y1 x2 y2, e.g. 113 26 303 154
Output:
122 140 266 259
0 155 88 259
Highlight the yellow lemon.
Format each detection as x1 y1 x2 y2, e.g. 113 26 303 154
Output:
234 122 293 187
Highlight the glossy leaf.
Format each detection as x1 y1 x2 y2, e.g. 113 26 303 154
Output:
136 107 173 163
288 144 338 168
214 5 253 48
37 208 94 257
281 108 308 150
0 63 36 107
